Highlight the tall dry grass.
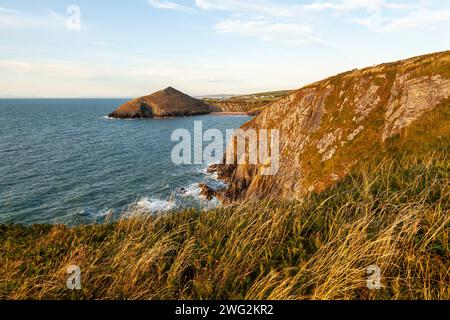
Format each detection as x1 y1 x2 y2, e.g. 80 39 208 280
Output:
0 152 448 300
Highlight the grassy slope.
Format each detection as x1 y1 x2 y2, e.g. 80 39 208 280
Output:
0 107 448 300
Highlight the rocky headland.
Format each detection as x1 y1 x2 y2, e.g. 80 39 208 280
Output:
108 87 212 119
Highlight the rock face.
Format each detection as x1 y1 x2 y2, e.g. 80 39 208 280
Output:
199 183 215 200
211 51 450 201
108 87 212 119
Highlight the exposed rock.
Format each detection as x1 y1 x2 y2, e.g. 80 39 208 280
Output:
108 87 212 119
207 164 221 174
382 74 450 140
317 129 342 155
347 126 364 141
322 147 337 162
353 84 380 123
199 183 215 200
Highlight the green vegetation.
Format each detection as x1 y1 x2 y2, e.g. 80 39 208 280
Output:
1 145 448 299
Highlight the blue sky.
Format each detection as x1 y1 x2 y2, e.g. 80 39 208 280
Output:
0 0 449 97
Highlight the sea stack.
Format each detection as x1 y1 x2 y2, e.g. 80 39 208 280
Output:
108 87 212 119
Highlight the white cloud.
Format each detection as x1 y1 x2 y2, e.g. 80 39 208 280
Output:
192 1 324 45
195 0 292 17
381 9 450 31
146 0 323 45
195 0 411 16
352 7 450 31
0 6 21 15
157 0 447 45
300 0 410 12
0 7 74 30
146 1 450 45
301 1 450 32
148 0 450 33
214 17 322 46
147 0 194 12
149 0 293 16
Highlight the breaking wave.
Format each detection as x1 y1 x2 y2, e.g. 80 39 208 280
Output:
136 197 176 212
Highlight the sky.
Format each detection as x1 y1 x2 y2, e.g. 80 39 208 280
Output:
0 0 449 98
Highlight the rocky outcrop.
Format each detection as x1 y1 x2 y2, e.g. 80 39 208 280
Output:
210 51 450 201
108 87 212 119
382 74 450 140
199 183 216 200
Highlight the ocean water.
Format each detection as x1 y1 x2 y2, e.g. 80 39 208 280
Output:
0 99 251 225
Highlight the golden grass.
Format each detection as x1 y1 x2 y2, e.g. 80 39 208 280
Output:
0 151 448 300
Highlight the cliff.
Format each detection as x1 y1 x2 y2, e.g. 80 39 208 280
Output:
204 90 292 115
108 87 212 118
207 99 270 115
211 51 450 201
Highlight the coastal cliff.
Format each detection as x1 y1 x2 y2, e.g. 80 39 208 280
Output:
211 51 450 201
204 90 292 115
108 87 212 119
207 99 269 115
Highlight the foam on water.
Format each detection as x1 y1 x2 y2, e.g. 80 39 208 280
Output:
178 183 202 197
102 115 140 121
136 197 176 212
77 207 112 217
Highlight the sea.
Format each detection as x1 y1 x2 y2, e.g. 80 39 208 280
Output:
0 99 251 225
